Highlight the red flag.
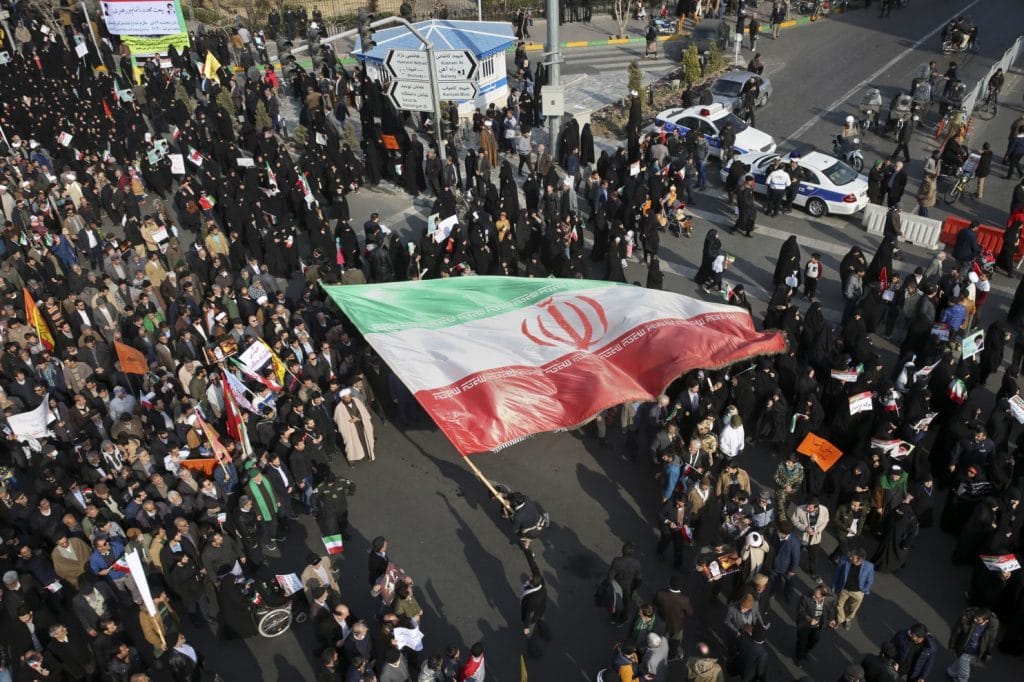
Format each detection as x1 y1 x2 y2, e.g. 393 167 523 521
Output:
102 99 113 119
222 373 241 442
879 266 889 292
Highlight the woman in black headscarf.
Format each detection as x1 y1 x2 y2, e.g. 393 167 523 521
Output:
801 302 825 357
694 229 721 288
605 237 627 282
646 257 664 290
866 235 896 284
872 503 919 573
979 320 1012 385
997 218 1022 276
839 246 867 294
773 235 802 288
580 123 595 165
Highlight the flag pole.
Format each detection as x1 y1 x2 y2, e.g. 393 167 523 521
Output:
461 455 512 513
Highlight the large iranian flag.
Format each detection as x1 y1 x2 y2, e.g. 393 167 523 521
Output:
323 277 784 455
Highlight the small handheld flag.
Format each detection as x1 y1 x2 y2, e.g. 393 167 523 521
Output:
322 534 344 555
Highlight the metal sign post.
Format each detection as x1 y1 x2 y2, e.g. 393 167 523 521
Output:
544 0 562 149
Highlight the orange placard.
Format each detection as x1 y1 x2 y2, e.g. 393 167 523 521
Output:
115 341 149 375
796 433 844 473
179 458 218 478
381 134 400 151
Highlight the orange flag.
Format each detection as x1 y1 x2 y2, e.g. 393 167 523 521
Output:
115 341 149 375
797 433 844 473
22 289 54 351
196 414 230 464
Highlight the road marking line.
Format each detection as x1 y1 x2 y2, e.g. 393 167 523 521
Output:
780 0 982 145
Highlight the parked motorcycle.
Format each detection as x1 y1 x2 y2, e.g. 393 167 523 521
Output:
798 0 831 18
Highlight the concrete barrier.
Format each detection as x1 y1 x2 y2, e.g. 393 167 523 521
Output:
862 202 887 236
862 202 942 249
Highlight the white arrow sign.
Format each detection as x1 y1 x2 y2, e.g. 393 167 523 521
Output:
387 80 434 112
384 48 479 83
438 81 479 100
434 50 478 82
385 49 430 81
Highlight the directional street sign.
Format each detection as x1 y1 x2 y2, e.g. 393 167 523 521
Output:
437 81 479 100
384 50 430 81
385 49 479 83
433 50 478 82
386 80 434 113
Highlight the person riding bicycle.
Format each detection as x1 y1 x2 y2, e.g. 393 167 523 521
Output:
610 642 641 682
987 68 1005 105
941 137 969 176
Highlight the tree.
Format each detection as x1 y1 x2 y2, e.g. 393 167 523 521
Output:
215 88 235 116
628 60 644 111
26 0 69 47
705 41 726 76
292 124 308 146
680 44 702 87
255 100 272 131
612 0 629 38
342 121 358 150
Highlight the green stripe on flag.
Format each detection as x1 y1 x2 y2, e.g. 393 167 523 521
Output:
322 533 344 554
322 276 623 334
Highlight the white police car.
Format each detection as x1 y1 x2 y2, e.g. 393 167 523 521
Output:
721 150 870 217
652 103 776 159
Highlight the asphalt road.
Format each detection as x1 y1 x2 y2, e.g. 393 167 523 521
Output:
205 5 1024 681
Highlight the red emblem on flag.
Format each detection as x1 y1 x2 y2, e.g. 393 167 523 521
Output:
521 296 609 350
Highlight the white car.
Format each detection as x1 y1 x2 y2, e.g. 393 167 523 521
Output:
652 103 776 159
721 150 870 217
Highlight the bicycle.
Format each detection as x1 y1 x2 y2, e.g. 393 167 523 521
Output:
974 87 998 121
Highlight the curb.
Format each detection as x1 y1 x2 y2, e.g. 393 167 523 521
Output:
259 14 822 74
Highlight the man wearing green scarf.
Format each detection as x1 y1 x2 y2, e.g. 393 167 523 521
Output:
246 466 283 544
872 464 909 523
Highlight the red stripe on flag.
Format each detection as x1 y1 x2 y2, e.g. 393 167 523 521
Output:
413 313 785 455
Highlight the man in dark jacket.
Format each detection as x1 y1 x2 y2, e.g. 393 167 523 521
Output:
654 575 694 661
793 584 837 667
885 160 908 207
45 623 96 681
952 221 982 272
737 623 769 682
891 622 939 681
946 607 999 681
608 542 643 625
770 520 801 603
860 641 899 682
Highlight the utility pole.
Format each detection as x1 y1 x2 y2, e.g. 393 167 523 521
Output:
544 0 561 151
79 1 103 64
293 16 446 162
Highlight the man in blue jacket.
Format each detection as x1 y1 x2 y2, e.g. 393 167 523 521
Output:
891 623 939 682
951 221 981 272
832 548 875 630
769 520 801 604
